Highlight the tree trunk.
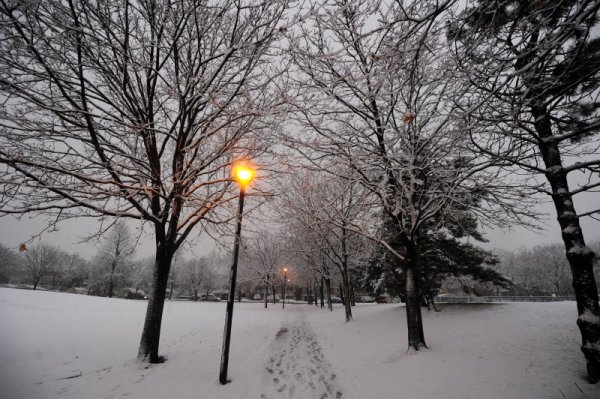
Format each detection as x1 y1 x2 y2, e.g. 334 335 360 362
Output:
320 277 325 308
169 269 174 300
349 280 356 306
272 284 276 304
533 103 600 383
403 241 427 350
314 280 319 307
339 261 353 322
431 297 439 312
107 261 116 298
137 238 173 363
325 278 333 311
264 281 268 309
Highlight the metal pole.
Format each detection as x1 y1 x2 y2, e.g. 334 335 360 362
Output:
219 186 246 385
283 270 287 309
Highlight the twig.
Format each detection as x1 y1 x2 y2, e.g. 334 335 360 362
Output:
57 372 82 380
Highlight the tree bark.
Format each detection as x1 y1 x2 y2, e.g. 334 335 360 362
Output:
264 280 268 309
320 276 325 308
169 267 175 300
403 241 427 350
137 236 173 363
107 261 116 298
325 278 333 311
533 103 600 383
340 268 353 322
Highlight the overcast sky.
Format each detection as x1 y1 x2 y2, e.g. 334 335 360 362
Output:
1 183 598 260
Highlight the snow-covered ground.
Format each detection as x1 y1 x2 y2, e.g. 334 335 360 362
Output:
0 288 596 399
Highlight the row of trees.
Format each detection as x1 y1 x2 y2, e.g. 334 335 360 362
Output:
3 222 594 304
494 242 600 297
273 0 600 381
0 0 598 382
0 222 146 295
0 223 232 300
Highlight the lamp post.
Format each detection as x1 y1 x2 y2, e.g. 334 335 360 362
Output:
283 268 288 309
219 162 255 385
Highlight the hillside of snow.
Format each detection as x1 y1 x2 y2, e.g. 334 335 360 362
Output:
0 288 596 399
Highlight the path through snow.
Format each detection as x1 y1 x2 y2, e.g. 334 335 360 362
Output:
260 308 342 399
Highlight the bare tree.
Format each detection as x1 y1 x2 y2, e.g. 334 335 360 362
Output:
54 252 88 292
128 257 154 298
278 169 369 321
495 245 573 297
179 257 208 301
95 222 135 298
0 0 289 362
286 0 529 348
450 0 600 381
0 243 19 284
22 243 60 290
242 233 286 308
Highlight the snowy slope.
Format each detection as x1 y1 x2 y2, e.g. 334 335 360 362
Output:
0 288 597 399
306 302 597 399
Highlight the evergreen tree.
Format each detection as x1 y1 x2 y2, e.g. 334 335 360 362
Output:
364 211 509 307
451 0 600 382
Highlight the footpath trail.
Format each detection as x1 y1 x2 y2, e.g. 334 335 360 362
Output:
260 308 342 399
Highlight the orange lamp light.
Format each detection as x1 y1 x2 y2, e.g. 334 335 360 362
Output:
232 163 255 187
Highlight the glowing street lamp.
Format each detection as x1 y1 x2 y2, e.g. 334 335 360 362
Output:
283 268 288 309
219 161 255 385
232 164 255 188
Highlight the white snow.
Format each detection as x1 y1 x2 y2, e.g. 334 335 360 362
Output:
0 288 597 399
568 245 593 256
578 310 600 324
545 166 563 173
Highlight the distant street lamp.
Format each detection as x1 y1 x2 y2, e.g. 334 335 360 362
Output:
219 162 255 385
283 268 288 309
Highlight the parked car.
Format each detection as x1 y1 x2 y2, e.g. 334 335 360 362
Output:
359 295 376 303
330 296 342 304
211 290 229 300
375 295 390 304
199 294 220 302
266 295 280 303
121 288 147 300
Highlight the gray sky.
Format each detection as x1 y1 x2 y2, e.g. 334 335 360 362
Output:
1 185 598 259
0 214 217 260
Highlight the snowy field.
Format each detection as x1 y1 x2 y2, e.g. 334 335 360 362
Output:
0 288 597 399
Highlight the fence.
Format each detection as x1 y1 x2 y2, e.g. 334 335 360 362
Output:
434 295 576 303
